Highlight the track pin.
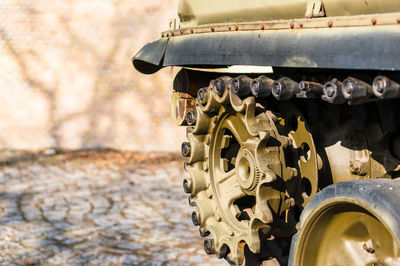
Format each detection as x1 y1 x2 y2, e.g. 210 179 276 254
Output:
272 77 298 100
181 142 191 157
298 81 323 98
231 75 252 97
212 77 230 97
251 75 274 98
192 211 201 226
322 79 346 104
372 76 400 99
186 111 196 125
197 87 208 104
183 178 192 194
342 77 373 100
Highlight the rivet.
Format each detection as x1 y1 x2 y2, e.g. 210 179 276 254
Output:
211 26 215 32
228 25 232 31
328 21 333 27
235 25 239 31
261 24 265 30
290 22 294 29
372 18 377 25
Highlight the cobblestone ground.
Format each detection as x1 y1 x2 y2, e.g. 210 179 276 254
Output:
0 151 225 265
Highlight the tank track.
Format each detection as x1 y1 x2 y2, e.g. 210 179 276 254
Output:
177 69 400 265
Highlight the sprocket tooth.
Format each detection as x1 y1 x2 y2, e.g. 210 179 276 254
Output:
229 89 248 113
205 222 230 249
228 240 246 265
187 133 205 164
247 218 269 253
192 106 211 135
195 198 215 227
186 166 208 195
200 86 221 114
229 95 261 137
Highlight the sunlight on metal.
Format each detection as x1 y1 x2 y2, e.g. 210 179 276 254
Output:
185 65 274 74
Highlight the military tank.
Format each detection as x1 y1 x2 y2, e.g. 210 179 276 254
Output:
132 1 400 265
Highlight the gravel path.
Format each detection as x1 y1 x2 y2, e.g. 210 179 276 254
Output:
0 151 224 265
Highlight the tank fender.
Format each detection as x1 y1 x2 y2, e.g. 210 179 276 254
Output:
133 26 400 74
132 38 168 74
289 179 400 266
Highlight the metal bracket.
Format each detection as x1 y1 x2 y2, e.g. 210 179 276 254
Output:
169 18 177 30
305 0 325 18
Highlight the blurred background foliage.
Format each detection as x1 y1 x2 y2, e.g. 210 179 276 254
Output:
0 0 183 152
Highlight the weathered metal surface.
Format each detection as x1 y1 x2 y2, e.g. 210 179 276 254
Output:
289 179 400 266
178 0 400 27
182 76 316 264
132 38 168 74
172 71 400 264
133 24 400 74
166 13 400 36
132 0 400 264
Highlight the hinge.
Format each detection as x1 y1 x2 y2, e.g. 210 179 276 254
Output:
305 0 325 18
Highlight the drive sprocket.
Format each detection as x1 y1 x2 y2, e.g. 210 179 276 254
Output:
182 76 318 264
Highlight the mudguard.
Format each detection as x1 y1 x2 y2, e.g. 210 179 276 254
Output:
133 25 400 74
288 178 400 266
